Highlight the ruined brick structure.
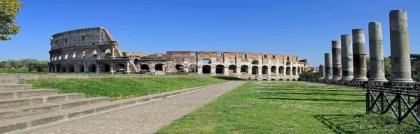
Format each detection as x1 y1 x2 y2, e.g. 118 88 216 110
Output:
49 27 309 80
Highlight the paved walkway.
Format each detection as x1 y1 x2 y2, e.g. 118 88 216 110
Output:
20 81 244 134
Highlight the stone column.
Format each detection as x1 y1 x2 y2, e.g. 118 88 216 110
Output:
368 22 387 81
352 29 368 81
319 65 325 80
210 65 216 75
110 63 115 74
236 66 241 75
224 67 229 75
248 65 252 75
332 40 342 80
324 53 333 80
197 66 203 74
389 10 413 82
341 34 354 81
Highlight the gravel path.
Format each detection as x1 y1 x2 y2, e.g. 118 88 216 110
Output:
21 81 245 134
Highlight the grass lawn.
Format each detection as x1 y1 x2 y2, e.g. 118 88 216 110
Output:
158 81 420 134
26 76 224 100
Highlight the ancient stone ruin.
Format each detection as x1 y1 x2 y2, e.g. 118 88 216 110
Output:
48 27 310 80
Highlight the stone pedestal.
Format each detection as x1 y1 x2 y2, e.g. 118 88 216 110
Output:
352 29 368 81
389 10 413 82
368 22 387 81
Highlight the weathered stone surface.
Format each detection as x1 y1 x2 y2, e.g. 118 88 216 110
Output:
48 28 309 81
319 65 325 80
332 40 342 80
324 53 333 80
352 29 368 81
389 10 413 82
368 22 387 81
341 34 353 81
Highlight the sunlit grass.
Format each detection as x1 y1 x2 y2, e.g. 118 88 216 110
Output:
26 76 224 100
158 81 420 134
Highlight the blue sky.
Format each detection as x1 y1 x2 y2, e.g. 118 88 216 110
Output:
0 0 419 66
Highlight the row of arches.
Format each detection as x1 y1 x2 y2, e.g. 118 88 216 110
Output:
51 63 126 73
200 65 301 75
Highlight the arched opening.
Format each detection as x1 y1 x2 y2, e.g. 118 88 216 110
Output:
216 65 224 74
88 64 96 73
155 64 164 71
104 64 111 72
60 65 67 73
175 64 184 72
228 65 236 74
189 64 197 73
116 64 125 73
134 59 140 68
240 65 248 73
69 65 75 72
79 65 85 72
292 67 297 75
252 66 259 75
271 66 277 74
202 65 211 74
55 64 61 72
262 66 268 74
286 67 291 75
279 66 285 74
252 60 259 65
140 64 150 71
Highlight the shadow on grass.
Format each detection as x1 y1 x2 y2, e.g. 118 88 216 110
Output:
259 97 364 102
258 92 365 97
213 76 243 80
313 114 420 134
256 87 364 93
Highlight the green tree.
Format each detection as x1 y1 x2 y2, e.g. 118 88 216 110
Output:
0 0 22 40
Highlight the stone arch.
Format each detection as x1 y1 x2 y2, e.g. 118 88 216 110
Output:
202 65 211 74
155 64 164 71
175 64 184 72
134 59 140 66
286 67 291 75
292 67 297 75
60 65 67 73
140 64 150 71
271 66 277 74
240 65 248 73
189 64 197 73
216 65 224 74
88 64 96 73
251 60 259 65
116 64 126 73
262 66 268 74
69 65 75 72
228 65 237 74
252 66 259 75
79 64 85 72
279 66 285 74
104 64 111 72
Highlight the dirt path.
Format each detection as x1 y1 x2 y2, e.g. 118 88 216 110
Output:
19 81 245 134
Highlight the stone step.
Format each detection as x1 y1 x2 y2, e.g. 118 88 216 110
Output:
0 89 59 99
0 84 33 91
0 93 85 109
0 97 111 133
0 97 110 120
0 78 22 84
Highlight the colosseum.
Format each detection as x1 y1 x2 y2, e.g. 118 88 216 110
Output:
49 27 310 80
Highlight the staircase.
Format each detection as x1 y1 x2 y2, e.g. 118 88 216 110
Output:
0 77 111 133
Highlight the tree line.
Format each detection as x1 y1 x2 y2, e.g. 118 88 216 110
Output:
0 59 48 73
